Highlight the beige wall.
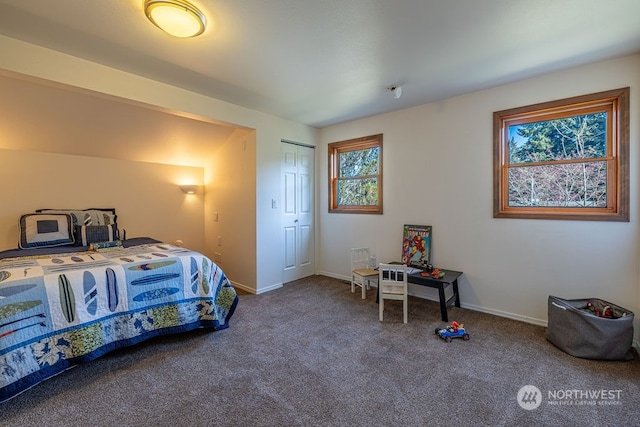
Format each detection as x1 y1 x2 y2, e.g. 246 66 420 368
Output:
0 149 204 251
0 70 259 289
0 70 227 255
205 128 257 293
0 70 238 167
0 34 319 293
0 70 254 286
319 54 639 339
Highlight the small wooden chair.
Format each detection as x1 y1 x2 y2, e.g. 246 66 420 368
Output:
350 247 378 299
378 263 409 323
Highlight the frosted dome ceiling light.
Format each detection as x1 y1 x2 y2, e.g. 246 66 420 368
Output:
144 0 206 38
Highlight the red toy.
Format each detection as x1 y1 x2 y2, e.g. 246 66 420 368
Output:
584 301 614 318
420 267 445 279
435 321 470 342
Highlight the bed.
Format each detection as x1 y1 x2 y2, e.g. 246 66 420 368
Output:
0 210 238 403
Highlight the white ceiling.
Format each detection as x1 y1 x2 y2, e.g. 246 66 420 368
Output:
0 0 638 128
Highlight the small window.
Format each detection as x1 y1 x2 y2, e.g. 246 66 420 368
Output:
328 134 383 214
493 88 629 221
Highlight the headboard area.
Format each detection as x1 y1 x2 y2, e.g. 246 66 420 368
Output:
0 149 205 252
19 208 119 248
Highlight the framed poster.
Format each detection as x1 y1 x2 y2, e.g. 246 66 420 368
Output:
401 224 432 267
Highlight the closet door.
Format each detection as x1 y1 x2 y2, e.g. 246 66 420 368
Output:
282 142 315 283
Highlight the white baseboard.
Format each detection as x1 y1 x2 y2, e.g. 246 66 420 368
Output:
229 281 253 294
318 271 349 281
256 282 283 294
230 280 283 295
230 280 282 295
459 302 548 327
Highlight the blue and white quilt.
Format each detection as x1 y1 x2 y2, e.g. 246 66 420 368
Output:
0 238 238 403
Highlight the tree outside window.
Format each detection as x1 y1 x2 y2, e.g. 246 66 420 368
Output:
494 88 629 221
328 134 383 214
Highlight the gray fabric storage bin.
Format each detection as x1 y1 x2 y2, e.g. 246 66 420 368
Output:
546 295 634 361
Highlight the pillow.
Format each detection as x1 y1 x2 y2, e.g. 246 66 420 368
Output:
37 208 118 245
19 213 75 249
76 224 118 246
36 208 117 226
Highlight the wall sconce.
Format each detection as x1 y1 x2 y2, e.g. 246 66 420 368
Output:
180 185 200 194
144 0 207 38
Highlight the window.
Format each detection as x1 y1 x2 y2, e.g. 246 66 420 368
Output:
328 134 383 214
493 88 629 221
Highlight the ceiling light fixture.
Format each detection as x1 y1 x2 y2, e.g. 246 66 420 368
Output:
144 0 207 38
388 85 402 99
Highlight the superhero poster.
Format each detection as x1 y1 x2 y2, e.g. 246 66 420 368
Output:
401 225 432 267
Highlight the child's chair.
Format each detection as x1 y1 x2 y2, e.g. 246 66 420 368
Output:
350 247 378 299
378 263 409 323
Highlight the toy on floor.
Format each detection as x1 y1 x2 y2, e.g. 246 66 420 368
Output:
435 321 470 343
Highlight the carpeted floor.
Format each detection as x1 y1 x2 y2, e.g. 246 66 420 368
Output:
2 275 638 426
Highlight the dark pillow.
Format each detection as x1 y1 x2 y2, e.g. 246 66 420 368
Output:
75 224 119 246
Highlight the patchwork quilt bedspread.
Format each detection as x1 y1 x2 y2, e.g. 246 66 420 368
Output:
0 239 238 403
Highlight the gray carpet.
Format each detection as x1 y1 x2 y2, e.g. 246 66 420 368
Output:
2 275 639 427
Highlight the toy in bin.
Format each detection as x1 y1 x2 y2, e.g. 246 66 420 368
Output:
582 301 615 318
435 321 470 343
